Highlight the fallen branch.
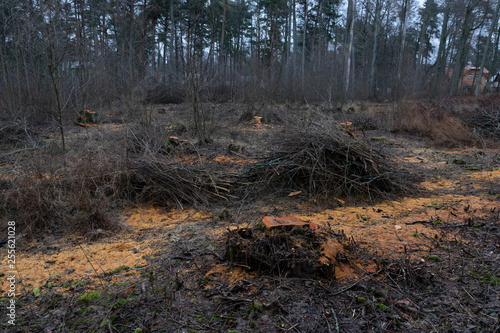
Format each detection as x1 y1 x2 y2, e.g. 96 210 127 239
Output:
0 144 47 158
405 220 434 225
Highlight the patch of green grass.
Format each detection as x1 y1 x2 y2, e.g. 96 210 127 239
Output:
429 255 439 261
153 286 164 293
74 318 91 326
356 297 367 303
470 267 499 286
115 299 130 307
249 301 263 317
371 288 384 297
429 202 446 210
78 291 100 304
108 265 130 275
75 306 93 315
413 232 420 238
47 294 63 308
375 303 390 311
452 159 466 165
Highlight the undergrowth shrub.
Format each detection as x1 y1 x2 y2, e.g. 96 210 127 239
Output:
393 100 477 147
1 152 129 237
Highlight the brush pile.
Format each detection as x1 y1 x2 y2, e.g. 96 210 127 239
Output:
126 123 237 206
241 120 411 199
129 156 234 207
224 225 337 278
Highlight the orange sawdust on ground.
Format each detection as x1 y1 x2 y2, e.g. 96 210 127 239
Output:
213 155 255 165
0 207 212 295
203 266 257 290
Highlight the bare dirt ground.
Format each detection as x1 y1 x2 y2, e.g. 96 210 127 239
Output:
1 102 499 332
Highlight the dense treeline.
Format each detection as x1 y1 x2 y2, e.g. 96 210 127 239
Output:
0 0 499 115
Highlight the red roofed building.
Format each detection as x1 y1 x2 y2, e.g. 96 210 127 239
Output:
459 65 489 93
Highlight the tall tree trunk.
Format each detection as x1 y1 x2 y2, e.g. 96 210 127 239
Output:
414 24 427 93
369 0 381 98
286 0 291 60
140 0 147 76
343 0 354 103
169 0 175 94
256 6 261 64
129 0 135 98
163 15 168 83
220 0 228 79
433 4 450 97
475 0 500 98
397 0 410 97
292 0 297 93
151 20 156 71
450 4 474 96
302 0 307 90
491 25 500 75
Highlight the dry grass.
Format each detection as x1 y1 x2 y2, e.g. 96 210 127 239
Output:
393 100 478 147
1 151 128 237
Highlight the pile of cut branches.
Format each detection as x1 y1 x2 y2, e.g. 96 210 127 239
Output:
224 225 336 278
129 155 235 207
126 123 237 206
463 108 500 139
241 122 412 200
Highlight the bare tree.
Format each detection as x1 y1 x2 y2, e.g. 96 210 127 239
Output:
369 0 381 98
475 0 500 98
343 0 355 103
450 0 483 96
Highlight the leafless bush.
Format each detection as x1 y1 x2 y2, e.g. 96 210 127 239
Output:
0 120 31 144
127 123 175 156
350 115 378 131
144 84 185 104
1 152 128 238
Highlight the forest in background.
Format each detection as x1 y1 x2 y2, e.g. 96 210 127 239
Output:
1 0 500 120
